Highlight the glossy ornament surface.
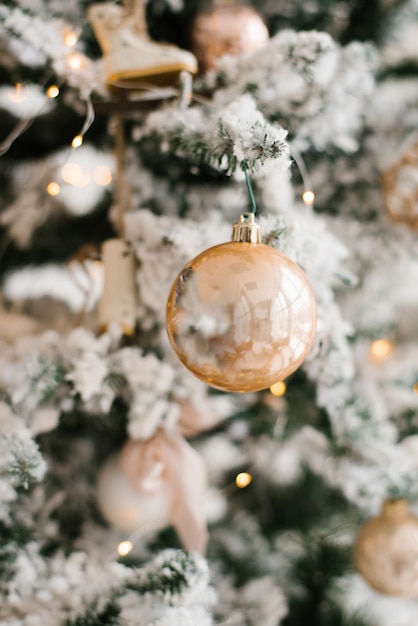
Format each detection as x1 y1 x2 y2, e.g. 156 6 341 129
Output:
353 499 418 597
166 238 317 392
382 138 418 229
190 4 269 72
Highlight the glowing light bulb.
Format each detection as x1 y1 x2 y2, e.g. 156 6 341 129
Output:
370 339 393 361
64 31 78 47
8 82 27 103
67 52 83 70
413 383 418 396
93 165 112 186
46 85 60 99
269 381 287 397
46 182 60 196
302 190 315 205
117 540 133 557
71 135 83 148
235 472 252 488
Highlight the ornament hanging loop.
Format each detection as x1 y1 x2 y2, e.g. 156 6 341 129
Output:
243 168 257 215
232 212 261 243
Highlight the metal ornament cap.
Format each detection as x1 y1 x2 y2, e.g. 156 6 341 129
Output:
232 212 261 243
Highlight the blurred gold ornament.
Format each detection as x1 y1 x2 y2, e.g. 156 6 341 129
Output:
382 138 418 229
166 213 317 393
189 3 269 72
353 499 418 597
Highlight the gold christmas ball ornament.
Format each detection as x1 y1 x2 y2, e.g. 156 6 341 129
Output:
166 213 317 393
353 499 418 598
382 138 418 229
189 3 269 72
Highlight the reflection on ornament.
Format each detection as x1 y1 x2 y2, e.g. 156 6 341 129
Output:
353 499 418 597
88 2 197 88
190 4 269 72
166 213 317 393
382 138 418 229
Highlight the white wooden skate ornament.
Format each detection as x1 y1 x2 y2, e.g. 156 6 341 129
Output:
88 1 198 89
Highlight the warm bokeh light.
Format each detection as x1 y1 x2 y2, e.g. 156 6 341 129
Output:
235 472 253 488
67 52 83 70
117 540 133 557
269 380 287 396
61 162 91 187
46 182 60 196
64 31 78 47
46 85 60 99
413 383 418 396
61 163 83 185
8 82 27 103
369 339 393 361
71 135 83 148
93 165 112 186
302 190 315 205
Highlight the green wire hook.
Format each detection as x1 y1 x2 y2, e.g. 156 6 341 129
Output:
243 169 257 215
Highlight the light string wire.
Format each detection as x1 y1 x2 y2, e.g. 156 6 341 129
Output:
289 144 315 207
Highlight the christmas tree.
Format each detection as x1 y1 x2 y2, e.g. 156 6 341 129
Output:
1 1 418 624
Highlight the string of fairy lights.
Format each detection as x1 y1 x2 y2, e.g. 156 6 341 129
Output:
6 26 112 198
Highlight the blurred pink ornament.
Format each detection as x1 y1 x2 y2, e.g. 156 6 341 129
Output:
97 429 208 553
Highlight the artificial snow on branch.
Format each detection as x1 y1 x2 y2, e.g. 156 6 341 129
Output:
142 94 290 178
